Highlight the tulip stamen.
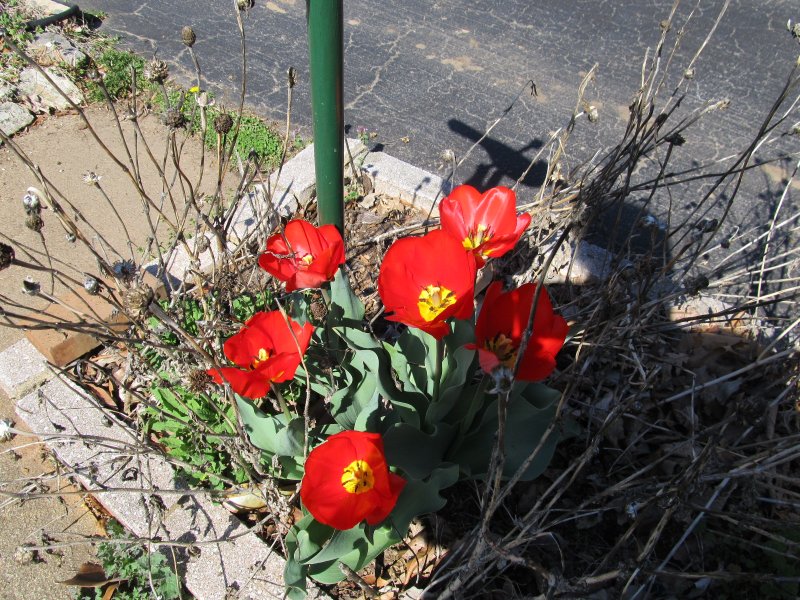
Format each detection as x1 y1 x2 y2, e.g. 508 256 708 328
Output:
252 347 270 368
418 284 457 322
298 253 314 268
486 333 517 368
463 223 493 256
341 459 375 494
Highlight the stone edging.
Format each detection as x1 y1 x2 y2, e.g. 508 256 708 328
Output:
0 141 451 600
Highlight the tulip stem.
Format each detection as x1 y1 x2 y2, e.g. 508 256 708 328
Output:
433 337 444 403
272 386 293 421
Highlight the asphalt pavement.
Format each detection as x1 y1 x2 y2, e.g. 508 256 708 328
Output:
78 0 799 231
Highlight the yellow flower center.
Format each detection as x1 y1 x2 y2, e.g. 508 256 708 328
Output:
417 285 457 322
252 347 270 368
485 333 517 368
462 223 493 256
341 460 375 494
298 253 314 268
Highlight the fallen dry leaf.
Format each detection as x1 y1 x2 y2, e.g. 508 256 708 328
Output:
58 562 124 587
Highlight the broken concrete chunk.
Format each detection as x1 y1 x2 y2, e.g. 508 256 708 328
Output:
18 67 83 112
0 101 35 135
28 32 88 68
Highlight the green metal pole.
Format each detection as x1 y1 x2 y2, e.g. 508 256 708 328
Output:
306 0 344 234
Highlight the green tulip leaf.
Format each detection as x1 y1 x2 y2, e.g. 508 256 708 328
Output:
333 326 426 427
329 266 365 322
328 364 381 430
390 463 459 532
430 345 477 425
274 417 306 457
397 326 438 396
382 340 423 395
234 394 287 455
284 513 334 597
452 383 561 481
383 422 456 479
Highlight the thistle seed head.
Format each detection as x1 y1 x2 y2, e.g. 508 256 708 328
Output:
82 171 102 185
214 112 234 135
162 107 187 129
25 213 44 232
83 276 100 295
0 243 15 271
181 26 196 47
144 58 169 84
186 369 213 393
123 284 154 318
22 191 40 213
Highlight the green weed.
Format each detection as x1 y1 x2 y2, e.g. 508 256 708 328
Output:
86 46 149 102
141 290 270 489
0 0 34 70
77 520 182 600
144 384 247 489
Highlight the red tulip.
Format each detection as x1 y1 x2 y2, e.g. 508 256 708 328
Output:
258 219 345 291
207 310 313 399
300 430 406 530
439 185 531 267
469 281 568 381
378 229 477 339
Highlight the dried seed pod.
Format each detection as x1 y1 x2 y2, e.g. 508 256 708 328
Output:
0 418 14 442
0 243 15 270
144 58 169 84
162 107 187 129
181 25 196 47
310 298 328 321
287 66 297 88
123 284 154 318
22 278 41 296
214 112 234 135
664 132 686 146
13 546 36 565
25 213 44 232
186 369 212 393
22 191 40 213
237 0 254 10
83 276 100 295
82 171 102 185
685 274 710 296
195 235 210 253
586 104 599 123
111 259 137 282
